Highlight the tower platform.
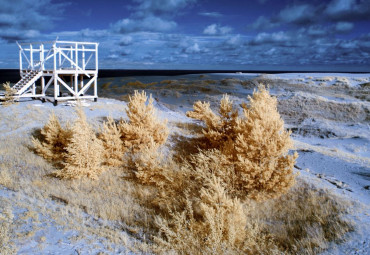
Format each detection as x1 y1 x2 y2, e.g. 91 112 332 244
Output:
2 40 99 105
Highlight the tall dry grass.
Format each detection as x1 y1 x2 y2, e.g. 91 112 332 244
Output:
0 201 16 254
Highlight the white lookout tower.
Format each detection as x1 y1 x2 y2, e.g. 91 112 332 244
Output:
11 40 98 105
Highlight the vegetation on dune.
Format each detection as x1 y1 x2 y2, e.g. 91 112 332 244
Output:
26 87 354 254
186 86 298 200
1 82 17 106
32 112 72 163
57 108 105 180
32 90 168 178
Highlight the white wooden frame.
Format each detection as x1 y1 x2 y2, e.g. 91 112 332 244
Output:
15 40 99 105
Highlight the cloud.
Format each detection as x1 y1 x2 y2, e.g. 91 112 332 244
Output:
278 4 316 25
221 34 244 50
80 29 109 38
184 43 201 53
325 0 370 20
119 35 133 46
0 0 66 42
250 16 276 30
203 24 232 35
111 0 195 34
112 16 177 33
198 12 223 18
250 31 290 45
133 0 195 16
335 21 354 32
307 25 328 37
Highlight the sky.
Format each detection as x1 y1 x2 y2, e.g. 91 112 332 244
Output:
0 0 369 71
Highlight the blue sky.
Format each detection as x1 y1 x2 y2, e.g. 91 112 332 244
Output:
0 0 369 71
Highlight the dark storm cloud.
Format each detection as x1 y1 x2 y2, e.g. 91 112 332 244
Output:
0 0 66 42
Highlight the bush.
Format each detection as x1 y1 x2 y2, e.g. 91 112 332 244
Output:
33 109 105 179
186 85 297 200
56 108 105 180
1 82 17 106
32 112 72 163
99 116 125 167
120 90 168 153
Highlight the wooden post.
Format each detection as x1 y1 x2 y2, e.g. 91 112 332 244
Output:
75 43 78 96
95 43 98 72
82 45 85 70
53 44 58 102
41 76 45 96
40 44 44 71
70 46 73 68
19 46 22 74
58 49 61 69
80 74 84 89
30 44 33 70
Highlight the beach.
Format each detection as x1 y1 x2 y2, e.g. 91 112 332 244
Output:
0 72 369 254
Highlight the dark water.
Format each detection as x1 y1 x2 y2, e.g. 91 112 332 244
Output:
1 69 368 84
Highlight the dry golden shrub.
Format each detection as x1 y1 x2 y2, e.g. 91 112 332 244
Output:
31 112 72 162
186 85 297 200
99 116 125 167
186 94 239 152
131 143 170 186
1 82 17 106
154 177 255 254
234 86 298 200
136 150 275 254
134 150 352 254
55 108 105 180
126 80 157 88
120 90 168 153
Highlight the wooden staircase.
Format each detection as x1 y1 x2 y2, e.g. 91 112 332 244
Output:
12 70 43 96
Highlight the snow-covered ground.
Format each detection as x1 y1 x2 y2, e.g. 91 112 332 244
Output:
1 72 369 254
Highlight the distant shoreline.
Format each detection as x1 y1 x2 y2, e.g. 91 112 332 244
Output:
1 68 369 83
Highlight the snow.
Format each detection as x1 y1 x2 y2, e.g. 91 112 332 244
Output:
1 72 369 254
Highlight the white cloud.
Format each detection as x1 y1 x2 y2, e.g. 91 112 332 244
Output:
0 0 66 41
198 12 223 18
112 16 177 33
307 26 327 37
111 0 195 34
253 31 290 44
80 28 109 38
119 35 133 46
325 0 355 16
184 43 201 53
134 0 195 14
278 4 315 24
335 21 354 32
250 16 276 30
203 24 232 35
